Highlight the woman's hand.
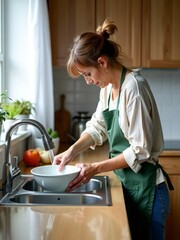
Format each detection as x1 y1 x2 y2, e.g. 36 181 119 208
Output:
53 133 95 171
66 163 98 192
53 148 76 171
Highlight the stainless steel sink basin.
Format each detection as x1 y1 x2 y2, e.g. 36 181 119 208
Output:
0 175 112 206
9 193 102 205
22 177 102 193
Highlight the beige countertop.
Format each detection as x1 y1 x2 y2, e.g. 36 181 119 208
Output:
160 150 180 156
0 142 131 240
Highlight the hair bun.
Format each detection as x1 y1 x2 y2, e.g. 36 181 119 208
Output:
100 30 109 40
96 19 118 40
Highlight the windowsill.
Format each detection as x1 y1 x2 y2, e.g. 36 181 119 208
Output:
0 131 32 153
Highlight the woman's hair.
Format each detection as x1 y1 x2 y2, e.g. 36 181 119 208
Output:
67 19 125 78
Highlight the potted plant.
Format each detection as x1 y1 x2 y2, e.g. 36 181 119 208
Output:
2 102 23 119
14 99 36 116
0 90 11 119
14 99 36 131
2 101 23 133
0 90 12 137
47 128 60 155
0 107 6 138
34 128 60 155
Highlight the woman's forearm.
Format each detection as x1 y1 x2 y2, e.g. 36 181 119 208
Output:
92 153 129 174
70 133 95 156
68 153 129 191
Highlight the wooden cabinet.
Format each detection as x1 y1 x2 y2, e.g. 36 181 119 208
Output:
142 0 180 68
48 0 180 68
159 153 180 240
48 0 96 67
96 0 142 68
97 0 180 68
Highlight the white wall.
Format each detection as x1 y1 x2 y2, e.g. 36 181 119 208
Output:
53 67 180 141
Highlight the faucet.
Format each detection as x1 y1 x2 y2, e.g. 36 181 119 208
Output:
1 119 55 192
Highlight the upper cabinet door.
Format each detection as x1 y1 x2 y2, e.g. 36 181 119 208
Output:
48 0 96 67
48 0 180 68
142 0 180 68
96 0 142 68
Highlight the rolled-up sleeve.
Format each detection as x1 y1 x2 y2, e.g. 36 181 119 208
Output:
81 90 108 148
123 146 142 173
82 113 107 147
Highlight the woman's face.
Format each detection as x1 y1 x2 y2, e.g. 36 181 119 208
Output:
76 58 110 88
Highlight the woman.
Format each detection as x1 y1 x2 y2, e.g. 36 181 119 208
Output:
54 19 173 240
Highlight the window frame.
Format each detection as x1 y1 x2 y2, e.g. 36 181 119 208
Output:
0 0 4 93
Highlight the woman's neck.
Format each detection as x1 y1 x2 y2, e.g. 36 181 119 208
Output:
110 66 123 99
111 66 131 100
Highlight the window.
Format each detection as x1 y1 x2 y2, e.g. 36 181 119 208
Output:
0 0 4 93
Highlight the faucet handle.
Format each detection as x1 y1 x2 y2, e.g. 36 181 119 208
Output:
12 156 21 180
13 156 19 170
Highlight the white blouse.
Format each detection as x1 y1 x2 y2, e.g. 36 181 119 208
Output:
82 71 165 184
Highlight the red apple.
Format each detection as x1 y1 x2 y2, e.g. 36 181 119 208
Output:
23 149 41 167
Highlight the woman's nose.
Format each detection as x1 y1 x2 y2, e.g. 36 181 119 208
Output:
84 76 93 85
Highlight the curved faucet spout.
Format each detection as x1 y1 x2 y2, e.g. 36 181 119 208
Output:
1 119 55 192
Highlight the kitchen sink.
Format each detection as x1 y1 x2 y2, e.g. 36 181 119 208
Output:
22 177 102 193
0 175 112 206
9 193 102 205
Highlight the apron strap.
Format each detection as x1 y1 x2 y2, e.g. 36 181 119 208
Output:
157 163 174 190
107 66 127 108
116 67 127 109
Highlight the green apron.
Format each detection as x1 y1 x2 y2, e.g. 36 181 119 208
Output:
102 67 157 239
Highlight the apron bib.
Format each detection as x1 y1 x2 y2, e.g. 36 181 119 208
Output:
102 67 157 239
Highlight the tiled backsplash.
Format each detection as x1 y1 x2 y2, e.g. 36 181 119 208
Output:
53 67 180 140
141 68 180 140
53 67 99 116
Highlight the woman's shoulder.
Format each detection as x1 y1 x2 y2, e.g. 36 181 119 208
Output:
123 70 148 92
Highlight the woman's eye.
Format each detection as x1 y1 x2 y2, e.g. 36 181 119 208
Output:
84 72 91 77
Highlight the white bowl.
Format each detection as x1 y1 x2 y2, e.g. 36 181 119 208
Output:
31 165 81 192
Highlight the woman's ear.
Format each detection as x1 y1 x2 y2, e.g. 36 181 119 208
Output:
97 56 108 68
